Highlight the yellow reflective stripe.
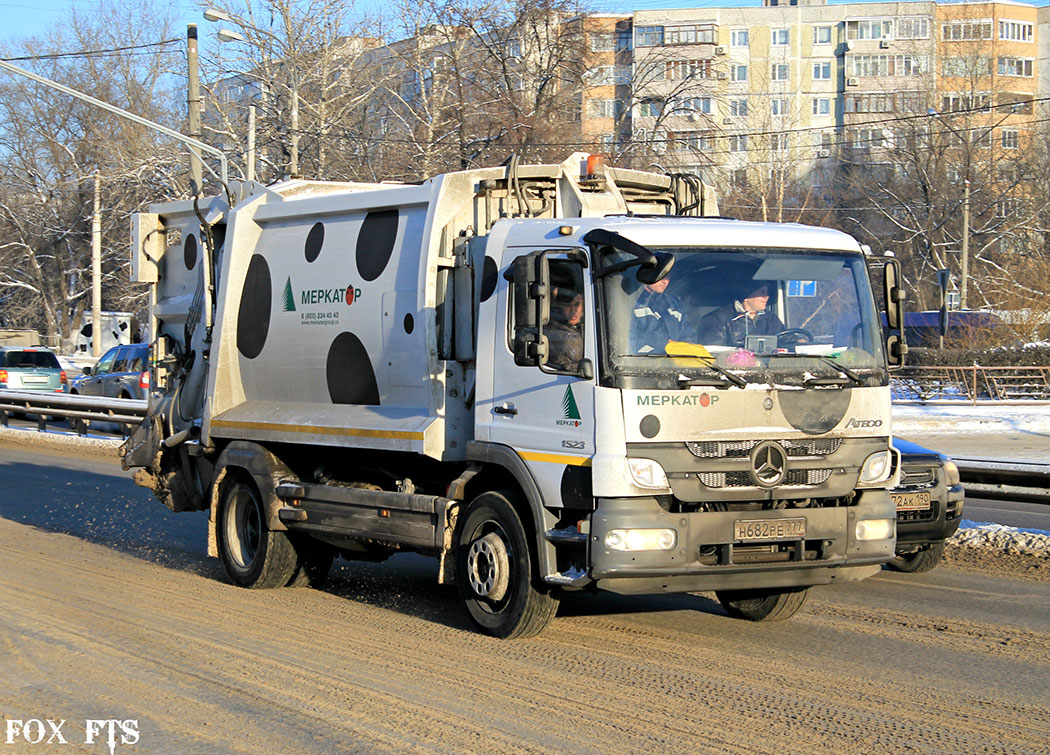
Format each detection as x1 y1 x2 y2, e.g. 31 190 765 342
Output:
210 419 424 441
519 451 593 467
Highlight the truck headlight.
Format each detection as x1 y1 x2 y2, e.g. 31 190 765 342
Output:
605 528 678 551
855 518 894 541
626 458 669 490
943 459 961 487
859 451 891 484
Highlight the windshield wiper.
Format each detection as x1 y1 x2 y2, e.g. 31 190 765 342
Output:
766 353 863 386
677 362 748 389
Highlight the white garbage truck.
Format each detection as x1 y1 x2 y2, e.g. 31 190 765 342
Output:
122 154 907 638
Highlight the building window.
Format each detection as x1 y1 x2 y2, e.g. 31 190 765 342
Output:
771 28 789 46
813 26 832 45
897 91 926 112
731 29 749 47
771 63 789 81
999 20 1033 42
1001 129 1019 149
942 56 991 77
665 24 717 45
847 19 893 40
616 29 633 51
770 133 789 152
730 64 748 82
852 128 886 149
669 131 712 151
845 93 895 113
941 93 990 112
812 61 831 80
675 96 712 114
636 26 664 47
729 99 748 117
588 99 623 119
771 98 789 116
636 99 662 118
729 135 748 152
732 168 748 187
665 59 713 80
896 17 929 40
998 57 1034 78
813 97 830 116
941 20 992 41
852 54 925 77
589 33 615 52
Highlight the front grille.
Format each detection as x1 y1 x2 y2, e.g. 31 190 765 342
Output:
699 468 832 488
900 465 936 486
899 508 936 522
687 438 842 459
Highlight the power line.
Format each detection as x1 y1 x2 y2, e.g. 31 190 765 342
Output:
0 38 181 62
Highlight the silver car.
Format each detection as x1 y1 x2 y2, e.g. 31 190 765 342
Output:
0 346 67 392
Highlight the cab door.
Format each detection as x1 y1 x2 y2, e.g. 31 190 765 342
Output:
477 249 595 509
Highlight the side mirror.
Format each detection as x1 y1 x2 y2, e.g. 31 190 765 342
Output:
507 253 550 367
882 258 908 367
637 252 675 285
82 366 92 376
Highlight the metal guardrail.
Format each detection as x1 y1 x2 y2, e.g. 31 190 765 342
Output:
0 389 146 435
954 458 1050 503
894 365 1050 403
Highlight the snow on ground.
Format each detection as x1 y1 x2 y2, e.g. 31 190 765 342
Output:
892 402 1050 436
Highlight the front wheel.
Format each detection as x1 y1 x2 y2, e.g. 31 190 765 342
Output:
887 541 945 573
715 586 810 622
455 492 559 639
217 477 299 589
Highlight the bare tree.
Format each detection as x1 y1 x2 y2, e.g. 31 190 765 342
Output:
0 0 181 347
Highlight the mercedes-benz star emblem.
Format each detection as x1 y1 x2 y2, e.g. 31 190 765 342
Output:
750 441 787 487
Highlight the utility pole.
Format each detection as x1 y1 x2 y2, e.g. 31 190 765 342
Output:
187 24 203 195
247 104 256 183
91 172 102 358
960 179 970 310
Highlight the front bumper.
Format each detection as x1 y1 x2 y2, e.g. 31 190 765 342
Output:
588 490 895 595
896 482 964 547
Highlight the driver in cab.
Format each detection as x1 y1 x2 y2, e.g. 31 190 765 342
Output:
698 282 785 347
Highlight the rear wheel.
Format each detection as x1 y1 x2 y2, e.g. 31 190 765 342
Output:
217 477 299 588
287 538 336 588
715 586 810 622
455 491 559 639
888 541 945 573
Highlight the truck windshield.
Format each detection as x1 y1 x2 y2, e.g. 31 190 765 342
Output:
597 246 887 390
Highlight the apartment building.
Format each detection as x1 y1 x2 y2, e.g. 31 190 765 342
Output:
576 0 1042 196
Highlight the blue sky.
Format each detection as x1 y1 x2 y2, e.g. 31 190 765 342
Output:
1 0 1046 47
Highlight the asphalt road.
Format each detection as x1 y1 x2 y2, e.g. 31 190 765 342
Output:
1 440 1048 753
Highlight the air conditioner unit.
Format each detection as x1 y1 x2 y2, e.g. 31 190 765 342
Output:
715 45 726 55
879 39 891 49
817 149 831 158
716 71 728 80
847 77 859 86
845 40 855 52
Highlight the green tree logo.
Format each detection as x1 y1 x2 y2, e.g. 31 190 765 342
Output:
282 277 296 312
562 385 581 422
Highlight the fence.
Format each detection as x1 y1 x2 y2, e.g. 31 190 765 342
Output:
893 365 1050 404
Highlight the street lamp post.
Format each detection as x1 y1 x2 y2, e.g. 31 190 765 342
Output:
187 24 203 195
204 7 300 179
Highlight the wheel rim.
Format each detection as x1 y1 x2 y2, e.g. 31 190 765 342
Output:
225 486 261 569
466 529 511 603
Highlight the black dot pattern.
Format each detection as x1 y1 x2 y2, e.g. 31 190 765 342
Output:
356 210 398 282
184 234 197 270
639 415 661 439
326 331 380 405
480 256 498 302
403 313 414 334
305 222 324 262
236 254 271 359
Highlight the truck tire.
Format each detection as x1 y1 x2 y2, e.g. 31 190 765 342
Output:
887 541 945 573
287 539 335 589
217 477 299 589
715 586 810 622
455 491 559 639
